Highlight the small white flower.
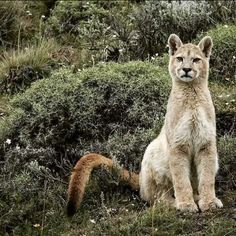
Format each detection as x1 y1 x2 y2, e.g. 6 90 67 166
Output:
218 95 223 98
89 219 96 224
41 15 46 19
16 145 20 150
28 13 32 16
231 99 235 102
224 25 228 28
5 139 11 145
225 102 229 105
112 35 117 38
226 94 230 97
33 223 40 228
233 56 236 59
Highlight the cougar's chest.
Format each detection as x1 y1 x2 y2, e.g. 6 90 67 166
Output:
173 107 215 150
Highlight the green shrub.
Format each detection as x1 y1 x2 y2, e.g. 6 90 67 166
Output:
0 61 170 169
0 39 70 94
0 151 67 235
198 24 236 83
45 1 138 66
130 1 214 58
45 1 216 63
47 1 236 64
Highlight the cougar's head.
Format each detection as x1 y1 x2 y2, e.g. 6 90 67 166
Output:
168 34 212 83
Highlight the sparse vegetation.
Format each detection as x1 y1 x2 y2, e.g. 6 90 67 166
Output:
0 1 235 235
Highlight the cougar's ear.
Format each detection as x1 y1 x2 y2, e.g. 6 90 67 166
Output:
168 34 183 56
198 36 213 58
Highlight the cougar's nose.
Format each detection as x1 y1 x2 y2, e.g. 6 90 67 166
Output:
183 68 192 73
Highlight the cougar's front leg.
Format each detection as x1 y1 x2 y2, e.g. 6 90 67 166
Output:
196 144 223 212
169 148 198 212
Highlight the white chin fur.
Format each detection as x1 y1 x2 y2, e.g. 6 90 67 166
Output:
179 76 195 82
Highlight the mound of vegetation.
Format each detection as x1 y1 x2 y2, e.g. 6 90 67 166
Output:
0 61 170 171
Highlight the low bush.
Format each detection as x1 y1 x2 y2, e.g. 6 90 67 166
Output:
0 151 67 235
0 61 170 170
197 24 236 83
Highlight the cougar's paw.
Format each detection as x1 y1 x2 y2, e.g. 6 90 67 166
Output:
198 198 223 212
177 201 198 212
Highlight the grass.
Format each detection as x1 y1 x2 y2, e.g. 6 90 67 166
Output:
0 134 235 235
1 179 235 236
0 39 61 94
0 95 11 118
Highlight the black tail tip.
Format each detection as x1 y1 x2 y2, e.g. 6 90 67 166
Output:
67 200 77 217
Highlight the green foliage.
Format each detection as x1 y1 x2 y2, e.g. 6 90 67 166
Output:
132 1 213 58
0 40 71 94
217 136 236 191
45 1 236 66
1 135 235 235
0 151 67 235
45 1 110 53
209 1 236 24
0 1 26 47
0 61 170 169
0 1 235 235
0 1 56 49
201 24 236 83
210 82 236 136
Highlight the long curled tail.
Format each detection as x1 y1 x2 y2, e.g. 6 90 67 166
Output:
67 153 139 216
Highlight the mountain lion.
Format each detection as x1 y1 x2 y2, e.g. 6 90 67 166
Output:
67 34 223 216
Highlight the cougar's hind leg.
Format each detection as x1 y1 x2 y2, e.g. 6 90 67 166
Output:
140 166 175 207
139 166 158 205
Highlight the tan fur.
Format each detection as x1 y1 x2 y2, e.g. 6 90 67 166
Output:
67 153 139 216
67 34 223 216
140 34 222 212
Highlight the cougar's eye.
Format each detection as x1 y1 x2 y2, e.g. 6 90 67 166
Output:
176 57 183 62
193 58 201 63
